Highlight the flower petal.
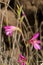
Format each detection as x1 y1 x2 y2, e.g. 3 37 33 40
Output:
4 26 16 30
31 32 39 40
6 32 9 35
9 33 12 36
4 26 11 29
37 40 41 44
5 29 12 32
34 43 41 50
19 54 27 61
18 59 22 63
21 62 26 65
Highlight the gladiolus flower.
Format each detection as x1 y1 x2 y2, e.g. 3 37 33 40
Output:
29 32 41 50
18 54 27 65
4 26 22 36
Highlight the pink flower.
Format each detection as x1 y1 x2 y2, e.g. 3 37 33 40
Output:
18 54 27 65
4 26 21 36
29 32 41 50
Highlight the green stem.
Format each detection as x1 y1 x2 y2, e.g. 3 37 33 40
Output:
26 45 29 65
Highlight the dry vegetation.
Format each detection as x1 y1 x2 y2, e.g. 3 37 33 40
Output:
0 0 43 65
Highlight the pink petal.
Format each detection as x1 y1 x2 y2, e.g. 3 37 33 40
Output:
21 62 26 65
20 54 27 61
31 32 40 40
4 26 17 36
9 33 12 36
6 31 12 36
20 54 25 59
37 40 41 44
34 43 41 50
18 59 22 63
6 32 9 35
5 29 12 32
8 26 16 30
5 30 12 33
4 26 16 29
4 26 11 29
